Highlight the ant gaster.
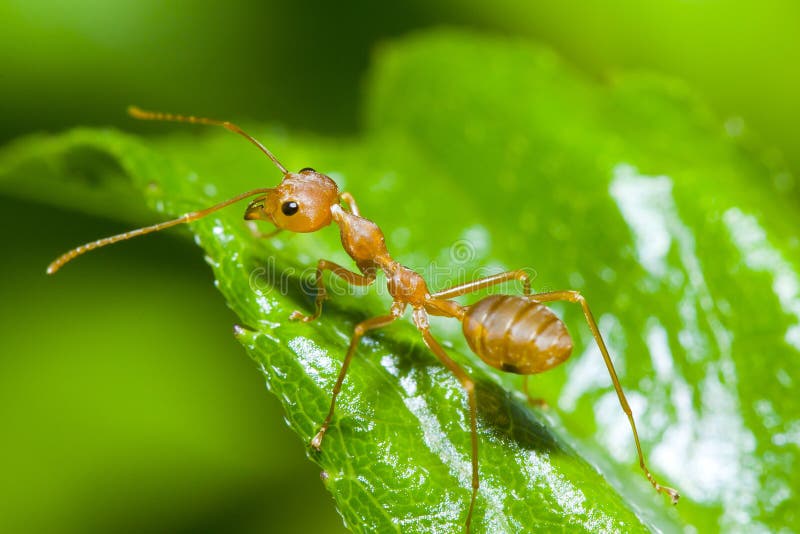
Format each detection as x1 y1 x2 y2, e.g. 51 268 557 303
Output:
48 107 680 531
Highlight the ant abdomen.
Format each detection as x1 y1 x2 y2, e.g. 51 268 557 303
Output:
462 295 573 375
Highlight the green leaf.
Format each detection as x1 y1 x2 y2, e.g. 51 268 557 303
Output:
365 31 800 532
3 29 798 532
0 133 647 533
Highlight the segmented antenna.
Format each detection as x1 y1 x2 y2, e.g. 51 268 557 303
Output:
128 106 288 175
47 187 274 274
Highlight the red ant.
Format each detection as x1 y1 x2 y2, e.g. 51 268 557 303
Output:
48 107 680 531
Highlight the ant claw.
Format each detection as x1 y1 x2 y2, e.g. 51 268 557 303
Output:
663 486 680 505
310 428 326 451
289 310 314 322
527 397 549 409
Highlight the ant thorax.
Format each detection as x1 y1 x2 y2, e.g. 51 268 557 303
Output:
385 262 430 306
331 204 391 275
331 204 429 306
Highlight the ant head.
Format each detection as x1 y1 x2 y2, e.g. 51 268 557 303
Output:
245 168 340 233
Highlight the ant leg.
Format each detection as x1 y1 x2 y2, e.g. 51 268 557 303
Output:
311 311 399 451
289 260 375 322
412 308 479 532
530 290 680 504
339 192 360 216
521 376 548 408
246 222 282 239
432 269 532 300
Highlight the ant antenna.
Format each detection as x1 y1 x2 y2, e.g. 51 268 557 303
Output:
128 106 288 175
47 187 274 274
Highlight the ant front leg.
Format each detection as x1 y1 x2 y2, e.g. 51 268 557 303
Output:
311 308 401 451
246 222 282 240
289 260 375 322
412 308 480 532
530 290 680 504
431 269 532 300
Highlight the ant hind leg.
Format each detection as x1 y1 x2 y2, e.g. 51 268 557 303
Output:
528 290 680 504
522 375 549 409
431 269 532 300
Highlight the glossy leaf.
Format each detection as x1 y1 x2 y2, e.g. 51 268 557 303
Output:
365 31 800 532
3 29 798 533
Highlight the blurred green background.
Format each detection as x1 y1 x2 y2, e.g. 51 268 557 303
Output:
1 1 798 533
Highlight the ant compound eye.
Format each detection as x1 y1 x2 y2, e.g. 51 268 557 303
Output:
299 167 315 173
281 200 299 216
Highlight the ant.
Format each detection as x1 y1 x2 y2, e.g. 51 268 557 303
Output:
48 107 680 531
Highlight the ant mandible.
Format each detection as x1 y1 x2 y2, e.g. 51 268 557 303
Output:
48 107 680 531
